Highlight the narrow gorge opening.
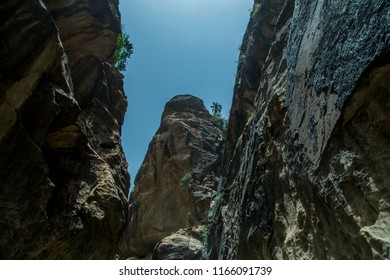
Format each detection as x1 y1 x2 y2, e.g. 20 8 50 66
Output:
118 0 253 189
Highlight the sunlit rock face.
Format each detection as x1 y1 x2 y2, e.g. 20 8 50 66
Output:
0 0 129 259
209 0 390 259
119 94 223 259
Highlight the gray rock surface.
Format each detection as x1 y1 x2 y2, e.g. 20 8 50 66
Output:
209 0 390 259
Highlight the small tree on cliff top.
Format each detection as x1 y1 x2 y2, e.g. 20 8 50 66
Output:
210 102 227 137
114 31 133 71
211 102 222 115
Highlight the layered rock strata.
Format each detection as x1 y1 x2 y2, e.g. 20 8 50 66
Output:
119 94 223 259
209 0 390 259
0 0 129 259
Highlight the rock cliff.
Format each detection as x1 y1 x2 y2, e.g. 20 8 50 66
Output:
119 94 223 259
1 0 388 261
0 0 129 259
209 0 390 259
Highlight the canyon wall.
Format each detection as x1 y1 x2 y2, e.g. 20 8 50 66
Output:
209 0 390 259
0 0 129 259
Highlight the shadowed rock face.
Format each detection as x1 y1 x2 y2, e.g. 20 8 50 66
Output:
0 0 129 259
209 0 390 259
119 94 223 258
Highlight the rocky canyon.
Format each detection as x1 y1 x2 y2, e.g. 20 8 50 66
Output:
0 0 389 260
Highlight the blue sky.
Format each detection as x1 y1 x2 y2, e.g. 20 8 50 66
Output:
119 0 253 186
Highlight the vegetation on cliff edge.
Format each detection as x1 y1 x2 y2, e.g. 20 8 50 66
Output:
211 102 228 137
114 31 133 71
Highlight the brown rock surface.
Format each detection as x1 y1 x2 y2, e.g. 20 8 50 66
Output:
0 0 129 259
119 94 223 258
209 0 390 259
